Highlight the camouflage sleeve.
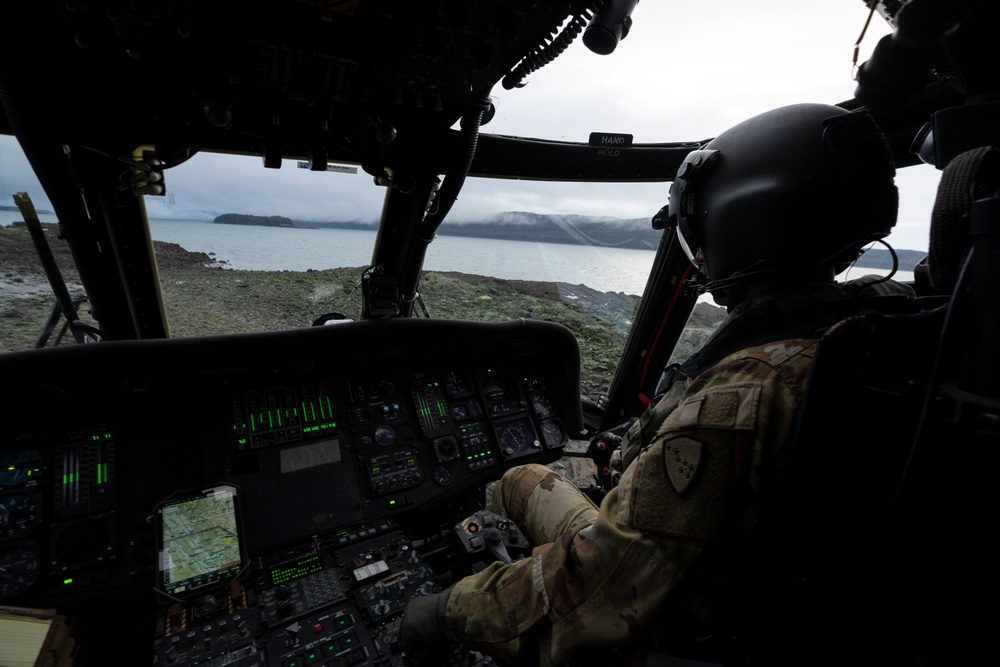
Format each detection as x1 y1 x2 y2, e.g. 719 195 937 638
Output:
444 339 816 666
445 482 703 666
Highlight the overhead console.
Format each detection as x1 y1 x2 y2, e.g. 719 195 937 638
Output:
0 318 581 666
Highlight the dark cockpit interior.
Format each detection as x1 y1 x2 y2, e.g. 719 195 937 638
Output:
1 1 999 666
1 315 582 666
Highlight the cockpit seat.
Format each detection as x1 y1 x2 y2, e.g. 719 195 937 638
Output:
717 144 1000 666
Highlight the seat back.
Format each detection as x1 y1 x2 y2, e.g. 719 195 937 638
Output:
721 143 1000 665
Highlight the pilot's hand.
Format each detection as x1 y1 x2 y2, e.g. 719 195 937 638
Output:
400 587 457 662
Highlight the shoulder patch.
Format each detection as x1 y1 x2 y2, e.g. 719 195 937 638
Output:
663 382 762 433
662 436 703 496
616 433 745 540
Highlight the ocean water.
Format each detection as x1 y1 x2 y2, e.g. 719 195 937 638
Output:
145 219 658 296
2 213 913 296
0 209 60 225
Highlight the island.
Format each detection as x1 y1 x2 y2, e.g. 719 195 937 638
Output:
214 214 315 229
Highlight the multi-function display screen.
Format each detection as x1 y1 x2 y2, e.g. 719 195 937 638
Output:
158 484 243 597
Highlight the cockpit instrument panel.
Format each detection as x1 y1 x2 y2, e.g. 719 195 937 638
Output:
0 319 581 666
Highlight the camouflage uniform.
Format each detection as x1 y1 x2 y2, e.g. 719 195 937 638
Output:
442 280 912 666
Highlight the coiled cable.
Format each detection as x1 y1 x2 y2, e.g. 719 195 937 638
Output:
502 2 602 90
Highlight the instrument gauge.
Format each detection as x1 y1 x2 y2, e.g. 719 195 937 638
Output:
373 425 396 447
433 465 454 486
0 450 44 487
0 492 42 541
496 416 539 458
530 392 555 419
541 419 568 448
481 373 522 415
445 371 474 398
482 376 512 402
0 541 41 599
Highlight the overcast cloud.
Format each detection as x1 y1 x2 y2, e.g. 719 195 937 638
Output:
2 1 939 250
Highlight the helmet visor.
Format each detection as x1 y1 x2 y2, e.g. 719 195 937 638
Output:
666 149 719 268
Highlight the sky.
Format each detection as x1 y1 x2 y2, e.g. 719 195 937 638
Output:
0 1 939 251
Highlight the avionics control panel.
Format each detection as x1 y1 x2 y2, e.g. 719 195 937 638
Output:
151 521 450 667
222 356 572 552
0 319 583 665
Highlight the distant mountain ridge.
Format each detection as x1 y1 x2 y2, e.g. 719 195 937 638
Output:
854 247 925 271
0 204 55 214
439 211 663 250
299 211 663 250
280 210 923 270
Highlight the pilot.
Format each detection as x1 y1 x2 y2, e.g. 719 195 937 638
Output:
401 103 910 665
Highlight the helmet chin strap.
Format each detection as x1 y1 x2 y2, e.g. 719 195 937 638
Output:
701 255 845 301
700 261 777 296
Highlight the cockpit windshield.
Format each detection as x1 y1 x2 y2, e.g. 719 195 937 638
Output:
0 1 940 408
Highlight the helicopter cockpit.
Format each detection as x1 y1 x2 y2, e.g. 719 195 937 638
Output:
1 1 997 666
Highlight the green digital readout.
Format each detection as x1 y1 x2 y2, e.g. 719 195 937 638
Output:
269 554 323 586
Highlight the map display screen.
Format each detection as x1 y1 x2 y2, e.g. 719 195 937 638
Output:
158 484 243 596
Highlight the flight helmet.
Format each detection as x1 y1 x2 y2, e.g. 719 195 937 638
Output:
665 103 898 294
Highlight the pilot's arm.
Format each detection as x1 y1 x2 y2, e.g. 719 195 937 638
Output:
403 339 816 666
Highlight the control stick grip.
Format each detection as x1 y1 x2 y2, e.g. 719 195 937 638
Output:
454 510 530 564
